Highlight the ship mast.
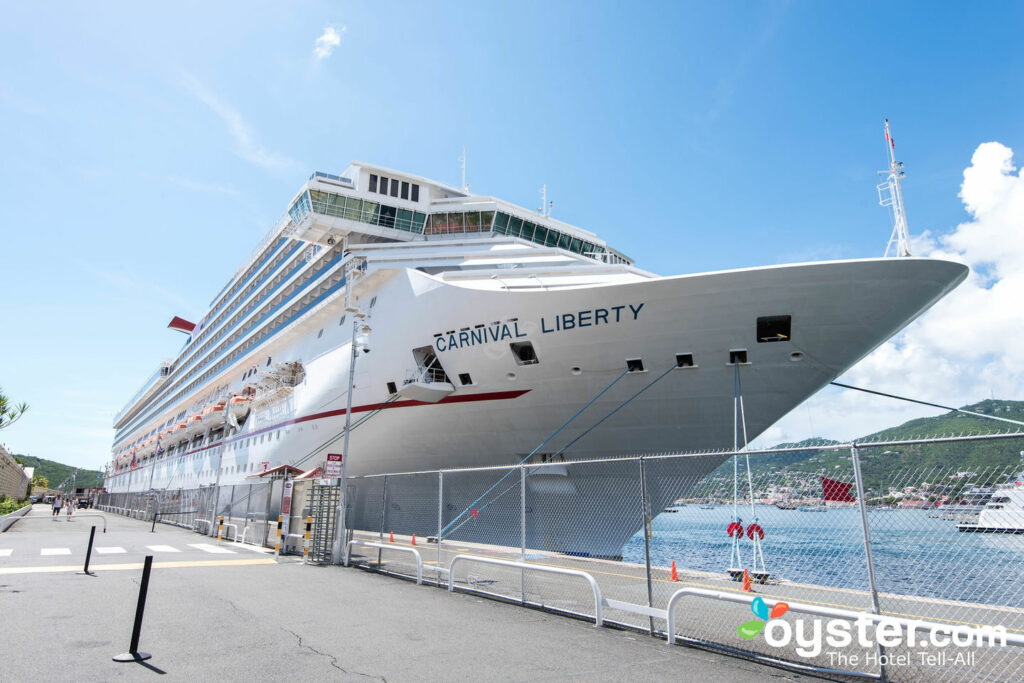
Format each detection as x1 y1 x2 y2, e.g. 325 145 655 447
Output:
878 119 912 257
460 146 469 193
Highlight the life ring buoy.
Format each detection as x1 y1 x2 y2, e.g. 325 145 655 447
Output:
747 523 765 540
727 522 744 538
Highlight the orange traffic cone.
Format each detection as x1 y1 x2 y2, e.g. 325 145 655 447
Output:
389 531 394 542
742 569 753 593
670 561 679 582
411 533 416 545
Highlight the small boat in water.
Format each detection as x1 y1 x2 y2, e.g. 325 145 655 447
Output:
957 485 1024 534
798 505 828 512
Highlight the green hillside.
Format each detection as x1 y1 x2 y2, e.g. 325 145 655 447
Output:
13 454 103 492
738 399 1024 496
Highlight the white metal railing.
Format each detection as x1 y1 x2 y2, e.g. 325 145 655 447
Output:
346 540 423 585
405 365 447 385
447 554 604 626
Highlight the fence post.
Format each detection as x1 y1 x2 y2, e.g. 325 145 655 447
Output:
209 485 221 538
150 490 160 533
639 456 655 635
437 472 444 585
243 484 252 543
262 482 274 547
520 465 527 605
851 444 887 681
378 475 388 568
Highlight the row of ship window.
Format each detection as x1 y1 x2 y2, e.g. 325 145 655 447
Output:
308 189 428 234
368 173 421 202
299 189 608 259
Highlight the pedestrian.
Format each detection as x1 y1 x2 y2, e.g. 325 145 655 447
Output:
66 498 74 519
52 496 62 519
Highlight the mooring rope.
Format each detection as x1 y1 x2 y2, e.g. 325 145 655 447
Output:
439 368 632 536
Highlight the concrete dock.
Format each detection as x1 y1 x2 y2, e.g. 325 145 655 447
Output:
1 506 802 682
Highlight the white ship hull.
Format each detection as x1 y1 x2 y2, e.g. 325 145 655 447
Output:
106 256 964 555
104 162 967 557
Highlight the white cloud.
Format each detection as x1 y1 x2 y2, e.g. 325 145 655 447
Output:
761 142 1024 444
314 26 345 60
181 74 300 171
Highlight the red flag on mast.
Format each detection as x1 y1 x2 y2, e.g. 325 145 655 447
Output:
822 477 856 503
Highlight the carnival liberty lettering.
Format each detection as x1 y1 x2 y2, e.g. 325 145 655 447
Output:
436 302 645 352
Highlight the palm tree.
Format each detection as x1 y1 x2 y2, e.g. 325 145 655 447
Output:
0 385 28 430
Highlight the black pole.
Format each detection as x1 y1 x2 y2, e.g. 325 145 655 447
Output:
113 555 154 662
150 493 159 533
79 526 96 576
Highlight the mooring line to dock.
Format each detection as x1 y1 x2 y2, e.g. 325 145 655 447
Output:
830 381 1024 428
440 368 631 537
443 363 682 538
547 363 678 459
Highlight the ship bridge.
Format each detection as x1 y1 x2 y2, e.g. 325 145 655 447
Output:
283 163 631 266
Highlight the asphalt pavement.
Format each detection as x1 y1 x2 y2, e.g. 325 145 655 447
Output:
1 506 806 682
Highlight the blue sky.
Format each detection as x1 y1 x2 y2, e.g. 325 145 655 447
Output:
2 2 1023 470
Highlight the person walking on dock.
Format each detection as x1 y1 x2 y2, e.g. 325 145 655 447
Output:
52 496 63 519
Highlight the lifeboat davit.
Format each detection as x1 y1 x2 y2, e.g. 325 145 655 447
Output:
229 394 252 420
201 401 226 426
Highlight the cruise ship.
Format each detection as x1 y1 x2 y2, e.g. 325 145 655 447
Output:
104 161 968 556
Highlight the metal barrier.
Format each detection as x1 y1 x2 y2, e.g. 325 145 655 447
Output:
447 554 604 626
338 430 1024 681
346 540 424 585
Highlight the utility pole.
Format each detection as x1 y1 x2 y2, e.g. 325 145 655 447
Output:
332 258 369 564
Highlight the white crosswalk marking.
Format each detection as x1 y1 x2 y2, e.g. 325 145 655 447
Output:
188 543 236 555
145 545 180 553
0 549 12 557
41 548 71 556
95 547 127 554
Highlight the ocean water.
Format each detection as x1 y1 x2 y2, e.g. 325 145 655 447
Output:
622 505 1024 608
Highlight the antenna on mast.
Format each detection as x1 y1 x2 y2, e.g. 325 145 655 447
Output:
878 119 911 257
538 184 553 217
459 146 469 193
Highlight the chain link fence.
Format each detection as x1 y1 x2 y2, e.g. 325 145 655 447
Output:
96 481 277 548
341 433 1024 681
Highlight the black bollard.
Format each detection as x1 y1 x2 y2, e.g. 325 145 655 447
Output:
113 555 154 662
78 526 96 576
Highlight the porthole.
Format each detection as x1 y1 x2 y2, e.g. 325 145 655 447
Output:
571 366 582 376
790 352 804 362
506 372 517 381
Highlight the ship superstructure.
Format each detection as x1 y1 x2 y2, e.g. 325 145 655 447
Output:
104 160 968 556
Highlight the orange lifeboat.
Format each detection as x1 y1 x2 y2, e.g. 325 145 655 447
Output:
201 400 226 426
183 414 204 436
228 394 252 420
